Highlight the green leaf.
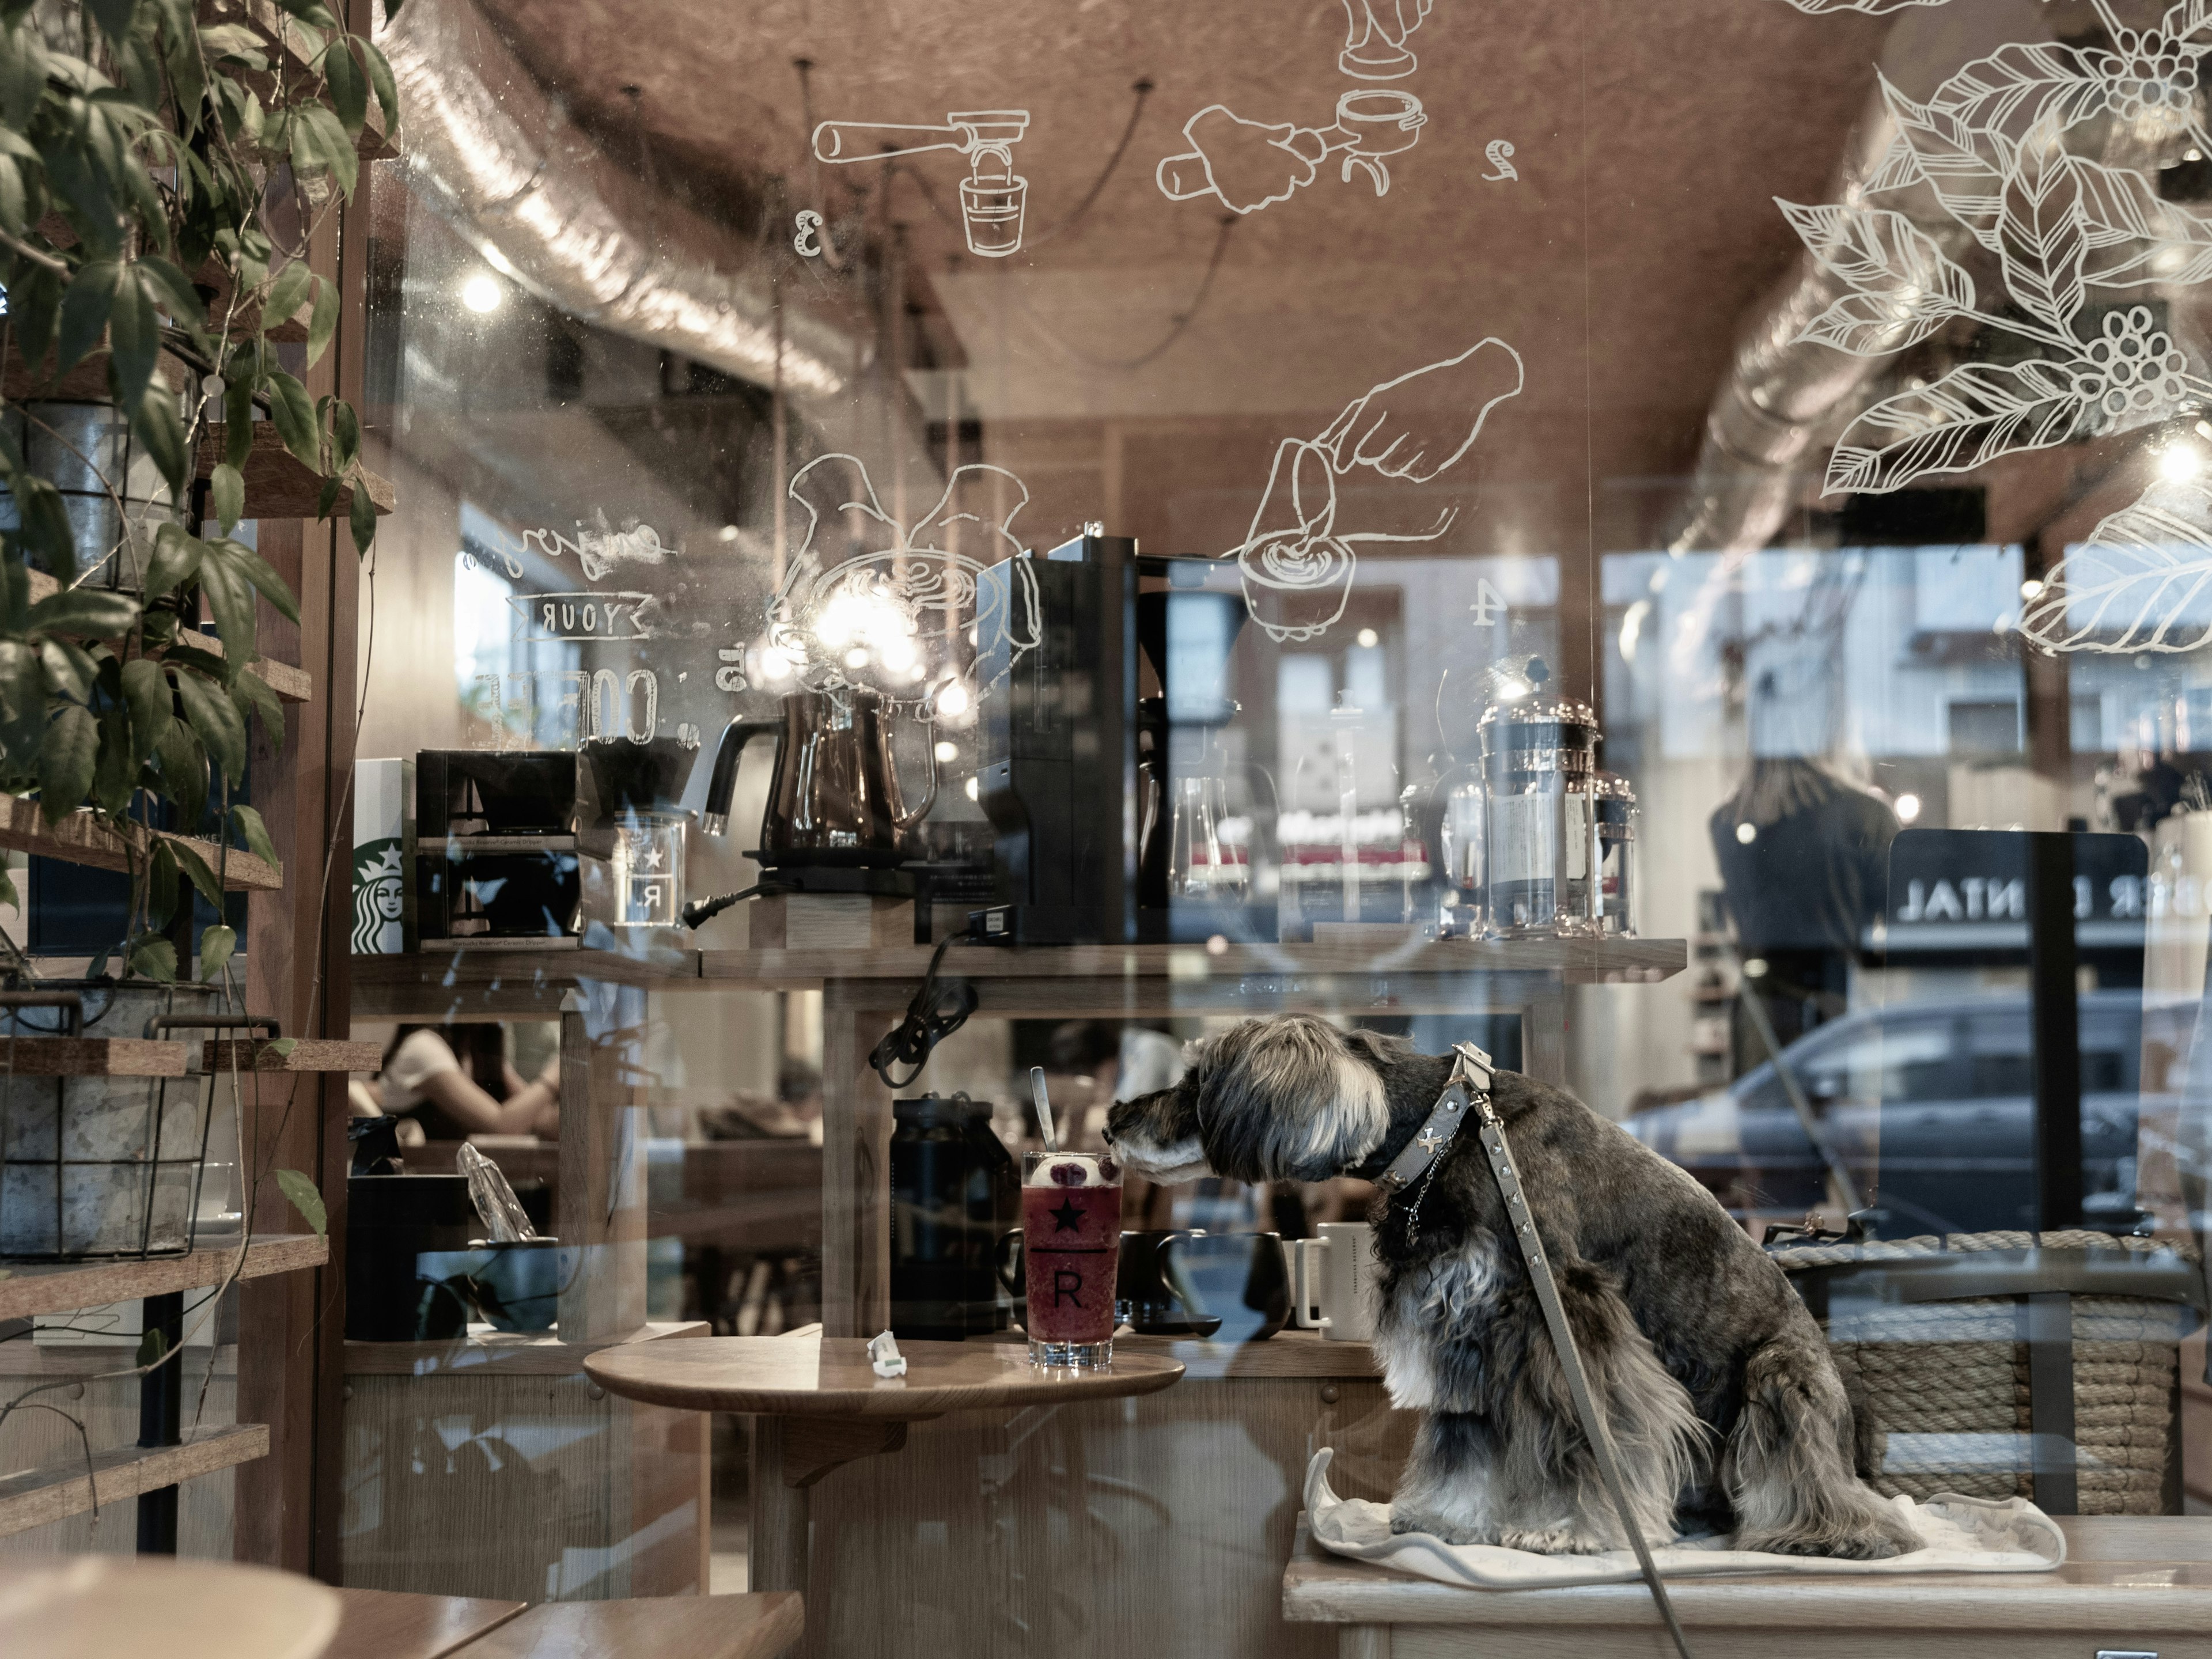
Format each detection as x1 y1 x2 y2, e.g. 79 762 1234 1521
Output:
266 1036 297 1057
297 105 358 196
198 922 234 980
127 381 189 501
166 834 222 910
135 1324 168 1369
195 24 268 64
119 657 172 760
154 719 205 829
147 837 177 927
315 473 342 522
264 259 312 328
0 21 49 128
85 0 138 41
232 661 283 755
229 802 279 869
127 931 176 982
359 39 399 135
0 155 26 236
306 275 338 368
103 264 161 406
323 36 366 137
10 263 63 373
0 861 16 913
143 522 204 604
54 259 123 381
0 639 43 766
210 463 244 535
136 256 205 333
225 373 255 470
173 665 245 783
194 543 257 668
36 637 96 703
348 475 376 555
330 398 360 472
264 369 319 467
212 537 299 624
22 588 138 640
36 702 97 820
274 1168 326 1236
91 701 132 816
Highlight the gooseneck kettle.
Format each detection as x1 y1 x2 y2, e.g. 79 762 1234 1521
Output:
684 687 936 927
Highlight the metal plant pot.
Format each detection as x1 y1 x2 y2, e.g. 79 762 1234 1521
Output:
0 396 185 593
0 981 226 1260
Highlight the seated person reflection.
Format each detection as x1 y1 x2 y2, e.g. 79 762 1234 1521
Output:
377 1022 561 1141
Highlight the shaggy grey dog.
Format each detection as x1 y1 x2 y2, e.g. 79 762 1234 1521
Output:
1104 1015 1918 1559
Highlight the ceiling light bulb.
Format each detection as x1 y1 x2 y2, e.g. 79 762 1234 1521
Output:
1895 792 1922 823
844 647 870 670
934 740 959 763
935 681 972 719
2020 579 2044 600
460 272 504 315
964 776 980 801
1356 627 1379 649
1735 821 1758 844
2162 444 2205 482
717 525 740 543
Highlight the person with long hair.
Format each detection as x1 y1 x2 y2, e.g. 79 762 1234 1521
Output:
377 1023 561 1141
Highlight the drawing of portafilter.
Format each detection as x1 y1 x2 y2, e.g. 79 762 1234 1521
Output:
1157 89 1427 211
812 110 1031 257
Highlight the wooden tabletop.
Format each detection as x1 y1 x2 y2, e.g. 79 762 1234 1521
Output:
582 1334 1184 1418
1281 1514 2212 1630
0 1556 340 1659
450 1592 802 1659
322 1587 525 1659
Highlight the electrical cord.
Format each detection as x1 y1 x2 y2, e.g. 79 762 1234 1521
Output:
869 926 979 1089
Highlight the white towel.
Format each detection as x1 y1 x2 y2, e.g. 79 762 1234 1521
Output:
1304 1448 2066 1589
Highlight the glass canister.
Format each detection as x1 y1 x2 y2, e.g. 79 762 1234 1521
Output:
1566 770 1638 936
889 1095 1018 1338
1478 697 1600 937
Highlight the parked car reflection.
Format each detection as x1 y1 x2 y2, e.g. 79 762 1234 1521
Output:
1627 994 2146 1236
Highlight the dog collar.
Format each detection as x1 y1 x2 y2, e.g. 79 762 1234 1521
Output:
1373 1041 1493 1195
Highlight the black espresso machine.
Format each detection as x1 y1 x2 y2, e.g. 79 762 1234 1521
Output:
972 532 1272 945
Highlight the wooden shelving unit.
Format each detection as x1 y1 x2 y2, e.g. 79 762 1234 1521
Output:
0 1234 328 1323
0 1423 268 1538
0 794 281 892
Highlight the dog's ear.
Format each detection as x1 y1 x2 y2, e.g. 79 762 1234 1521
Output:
1341 1027 1413 1068
1202 1016 1393 1181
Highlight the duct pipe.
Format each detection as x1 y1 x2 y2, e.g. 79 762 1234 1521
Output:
379 0 851 400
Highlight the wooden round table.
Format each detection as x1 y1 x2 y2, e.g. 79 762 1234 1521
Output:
584 1334 1184 1593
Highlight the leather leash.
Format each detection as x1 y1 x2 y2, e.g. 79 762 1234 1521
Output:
1438 1042 1700 1659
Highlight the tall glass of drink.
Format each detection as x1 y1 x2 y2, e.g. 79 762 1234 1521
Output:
1020 1150 1122 1366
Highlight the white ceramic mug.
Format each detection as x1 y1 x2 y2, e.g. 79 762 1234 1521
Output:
1287 1221 1379 1342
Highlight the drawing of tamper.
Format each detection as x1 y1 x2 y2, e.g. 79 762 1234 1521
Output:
1339 0 1433 81
812 109 1031 258
1157 90 1425 213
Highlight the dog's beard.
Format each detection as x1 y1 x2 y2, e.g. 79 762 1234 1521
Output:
1107 1130 1213 1185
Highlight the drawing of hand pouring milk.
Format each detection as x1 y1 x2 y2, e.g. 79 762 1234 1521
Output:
1157 90 1427 214
812 109 1031 257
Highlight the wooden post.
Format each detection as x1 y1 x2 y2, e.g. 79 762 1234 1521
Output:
820 987 895 1338
1520 976 1568 1085
557 986 649 1341
748 1415 809 1595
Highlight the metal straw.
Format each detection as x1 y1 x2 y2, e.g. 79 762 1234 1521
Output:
1028 1066 1059 1154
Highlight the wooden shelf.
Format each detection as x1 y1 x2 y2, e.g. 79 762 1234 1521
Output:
0 1422 267 1537
343 1319 710 1377
203 1037 383 1073
22 571 314 704
0 1232 328 1323
196 421 395 522
0 1036 187 1076
0 795 281 891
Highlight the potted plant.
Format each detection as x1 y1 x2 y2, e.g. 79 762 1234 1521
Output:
0 0 396 984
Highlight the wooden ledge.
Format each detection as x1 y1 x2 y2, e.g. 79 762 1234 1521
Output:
459 1593 803 1659
0 795 281 891
203 1037 384 1073
0 1423 268 1537
0 1233 328 1323
0 1035 187 1076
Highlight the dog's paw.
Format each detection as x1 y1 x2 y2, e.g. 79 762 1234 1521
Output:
1499 1525 1611 1555
1745 1520 1917 1561
1389 1512 1496 1546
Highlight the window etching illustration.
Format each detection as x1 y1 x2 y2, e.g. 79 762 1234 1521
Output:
1225 340 1524 641
812 111 1031 257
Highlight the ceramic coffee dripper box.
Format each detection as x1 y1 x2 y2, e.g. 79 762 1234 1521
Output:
1287 1221 1381 1342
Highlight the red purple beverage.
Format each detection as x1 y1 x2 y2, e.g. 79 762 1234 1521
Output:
1020 1150 1122 1366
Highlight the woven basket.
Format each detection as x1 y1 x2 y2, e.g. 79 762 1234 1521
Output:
1767 1230 2202 1515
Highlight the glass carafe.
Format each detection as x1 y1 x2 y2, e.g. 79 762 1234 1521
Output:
1168 775 1249 902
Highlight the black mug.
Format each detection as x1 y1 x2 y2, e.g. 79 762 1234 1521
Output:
1115 1229 1223 1338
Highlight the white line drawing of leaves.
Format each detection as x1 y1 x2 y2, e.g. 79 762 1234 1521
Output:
1997 123 2088 335
1929 41 2107 141
1782 0 1952 12
2020 477 2212 652
1825 359 2088 494
2172 0 2212 44
1880 75 2008 248
1864 138 1924 195
1776 200 1976 354
2070 156 2212 286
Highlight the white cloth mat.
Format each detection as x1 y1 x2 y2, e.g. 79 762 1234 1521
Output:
1304 1447 2066 1588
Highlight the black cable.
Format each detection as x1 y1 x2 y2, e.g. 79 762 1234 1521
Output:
1026 79 1154 251
681 881 785 931
869 926 979 1089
